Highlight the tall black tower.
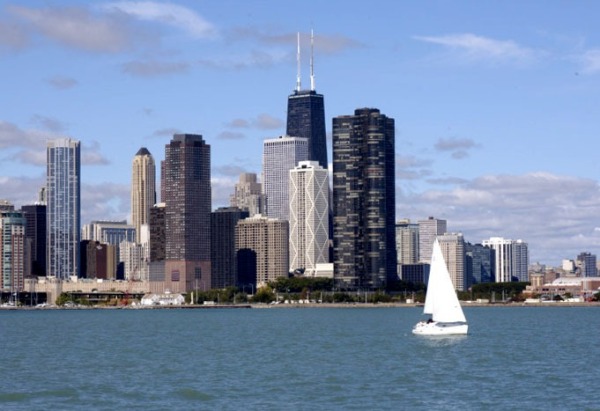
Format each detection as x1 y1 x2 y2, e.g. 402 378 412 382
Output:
286 31 328 170
332 108 396 290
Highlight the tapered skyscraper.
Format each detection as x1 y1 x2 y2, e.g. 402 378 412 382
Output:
286 31 328 170
163 134 211 292
47 138 81 279
332 108 396 289
131 147 156 244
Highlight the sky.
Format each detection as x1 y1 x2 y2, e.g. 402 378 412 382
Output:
2 0 600 266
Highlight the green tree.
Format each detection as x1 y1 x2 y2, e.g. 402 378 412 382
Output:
251 286 276 303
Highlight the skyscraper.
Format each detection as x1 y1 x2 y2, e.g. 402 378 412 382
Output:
482 237 529 282
286 31 328 170
438 233 466 291
211 207 249 289
47 138 80 279
229 172 265 217
289 161 329 276
262 135 308 220
332 108 396 289
21 203 47 277
163 134 211 293
396 219 419 265
0 210 26 291
418 217 447 263
131 147 156 244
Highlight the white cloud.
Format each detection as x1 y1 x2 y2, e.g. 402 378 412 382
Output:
45 76 78 90
414 33 537 64
122 59 190 76
103 1 216 38
579 49 600 73
398 172 600 264
8 5 132 53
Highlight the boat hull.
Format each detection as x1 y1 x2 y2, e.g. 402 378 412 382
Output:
412 321 468 336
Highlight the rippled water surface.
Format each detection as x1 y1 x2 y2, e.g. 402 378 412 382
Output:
0 306 598 410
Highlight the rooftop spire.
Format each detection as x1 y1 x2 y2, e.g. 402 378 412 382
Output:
296 32 301 92
310 29 315 91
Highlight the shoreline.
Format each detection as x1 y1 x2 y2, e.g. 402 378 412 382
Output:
1 301 600 310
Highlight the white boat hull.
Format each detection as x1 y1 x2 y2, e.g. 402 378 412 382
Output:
412 321 468 336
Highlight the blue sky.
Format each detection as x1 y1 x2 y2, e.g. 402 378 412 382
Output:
2 0 600 266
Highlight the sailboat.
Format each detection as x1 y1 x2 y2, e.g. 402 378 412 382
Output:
412 239 468 335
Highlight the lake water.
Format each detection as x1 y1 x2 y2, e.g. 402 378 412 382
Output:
0 306 598 410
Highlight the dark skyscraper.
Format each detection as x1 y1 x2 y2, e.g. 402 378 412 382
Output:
21 204 47 277
286 31 328 170
332 108 396 289
163 134 211 293
210 207 249 289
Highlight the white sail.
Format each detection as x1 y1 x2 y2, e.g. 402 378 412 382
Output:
422 240 466 323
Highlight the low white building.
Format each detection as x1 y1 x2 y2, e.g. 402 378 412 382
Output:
140 293 185 306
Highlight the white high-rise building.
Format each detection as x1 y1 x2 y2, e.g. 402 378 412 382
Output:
418 217 447 263
289 161 329 276
262 135 309 221
482 237 529 282
131 147 156 244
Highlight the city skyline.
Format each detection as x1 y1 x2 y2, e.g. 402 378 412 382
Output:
2 1 600 265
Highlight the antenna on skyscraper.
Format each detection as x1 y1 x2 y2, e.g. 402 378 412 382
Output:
310 29 315 91
296 32 302 92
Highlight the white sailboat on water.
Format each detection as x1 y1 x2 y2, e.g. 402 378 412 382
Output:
413 239 468 335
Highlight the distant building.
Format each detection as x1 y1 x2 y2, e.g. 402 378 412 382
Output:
131 147 156 244
465 243 495 286
163 134 211 293
396 220 420 278
400 264 430 285
47 138 80 279
289 161 329 276
80 240 117 279
438 233 466 291
482 237 529 282
235 215 289 288
576 252 597 277
149 203 166 263
0 210 26 291
230 173 265 217
82 220 135 246
211 207 249 289
332 108 396 289
21 204 47 277
262 135 309 221
418 217 447 263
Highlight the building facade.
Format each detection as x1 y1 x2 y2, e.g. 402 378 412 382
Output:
576 252 598 277
235 215 289 288
418 217 447 263
131 147 156 244
396 219 419 266
229 173 265 217
163 134 211 293
332 108 396 289
211 207 249 289
287 90 328 170
47 138 80 279
21 204 46 277
482 237 529 283
0 210 26 291
465 243 495 286
289 161 329 276
81 220 136 245
438 233 466 291
262 136 309 221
